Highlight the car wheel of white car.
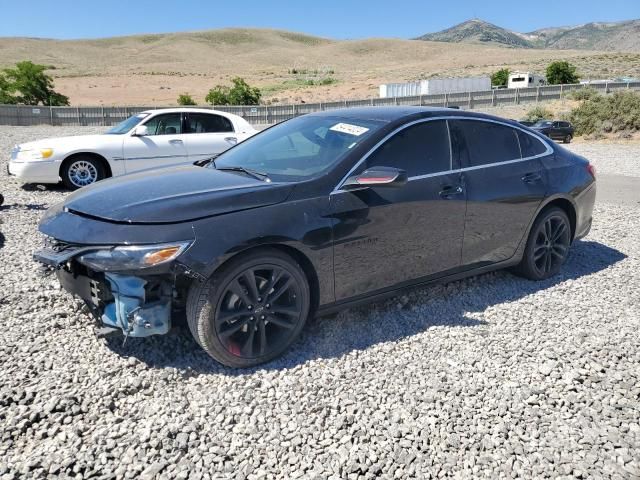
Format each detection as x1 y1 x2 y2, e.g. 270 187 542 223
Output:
62 157 105 190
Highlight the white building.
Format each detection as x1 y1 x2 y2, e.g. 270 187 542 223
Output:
379 76 491 98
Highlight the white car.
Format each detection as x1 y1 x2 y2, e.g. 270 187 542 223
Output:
8 108 257 189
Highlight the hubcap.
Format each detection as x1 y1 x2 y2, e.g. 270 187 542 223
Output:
68 161 98 187
215 265 302 359
533 215 570 275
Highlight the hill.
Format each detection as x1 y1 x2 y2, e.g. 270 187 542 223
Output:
416 19 533 48
418 18 640 52
0 27 639 105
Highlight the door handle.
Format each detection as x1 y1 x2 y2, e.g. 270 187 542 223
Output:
439 185 463 198
225 136 238 145
522 172 542 184
169 139 183 144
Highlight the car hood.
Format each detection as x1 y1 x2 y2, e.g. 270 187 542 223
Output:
17 135 111 151
61 165 294 224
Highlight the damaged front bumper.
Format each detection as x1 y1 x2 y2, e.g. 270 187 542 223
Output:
35 244 178 338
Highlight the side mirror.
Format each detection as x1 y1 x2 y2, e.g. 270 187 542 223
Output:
132 125 149 136
343 167 408 189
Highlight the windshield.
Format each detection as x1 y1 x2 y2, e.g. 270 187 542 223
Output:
213 115 385 182
533 120 552 128
106 113 149 134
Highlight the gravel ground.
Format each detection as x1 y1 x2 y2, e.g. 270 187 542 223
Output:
1 126 639 479
566 142 640 178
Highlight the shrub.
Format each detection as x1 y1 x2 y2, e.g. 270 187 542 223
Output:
205 85 231 105
567 87 599 101
546 61 579 85
177 93 197 105
205 77 261 105
491 68 510 87
569 90 640 136
524 106 553 122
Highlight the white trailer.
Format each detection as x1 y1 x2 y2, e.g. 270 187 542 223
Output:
508 72 547 89
379 76 491 98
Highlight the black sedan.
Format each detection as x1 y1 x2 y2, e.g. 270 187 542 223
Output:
531 120 575 143
35 107 596 368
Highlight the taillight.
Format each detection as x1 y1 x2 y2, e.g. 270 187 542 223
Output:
586 163 596 178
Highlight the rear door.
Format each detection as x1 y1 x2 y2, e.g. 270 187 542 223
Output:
184 112 239 163
122 112 188 173
331 119 467 300
450 119 550 267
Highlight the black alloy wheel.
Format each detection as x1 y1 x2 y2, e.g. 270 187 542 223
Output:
187 249 310 367
515 207 571 280
563 134 573 144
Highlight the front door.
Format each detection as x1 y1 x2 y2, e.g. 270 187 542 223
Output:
331 119 467 301
122 112 188 174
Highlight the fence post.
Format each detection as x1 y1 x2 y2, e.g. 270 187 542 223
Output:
605 82 609 94
560 84 564 100
491 90 496 107
49 106 54 126
444 93 448 107
628 82 631 90
536 87 540 103
468 91 472 109
102 106 105 126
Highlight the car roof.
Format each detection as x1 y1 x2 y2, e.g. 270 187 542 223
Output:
141 108 235 116
307 106 515 124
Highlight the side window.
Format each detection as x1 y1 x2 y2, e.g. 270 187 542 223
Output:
366 120 451 177
187 113 234 133
452 120 521 167
142 114 182 135
517 131 548 158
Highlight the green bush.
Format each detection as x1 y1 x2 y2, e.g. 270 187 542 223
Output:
524 106 553 122
546 61 579 85
569 90 640 136
0 60 69 106
205 77 261 105
567 87 599 101
491 68 510 87
177 93 197 105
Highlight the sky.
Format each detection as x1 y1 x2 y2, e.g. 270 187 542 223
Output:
1 0 638 40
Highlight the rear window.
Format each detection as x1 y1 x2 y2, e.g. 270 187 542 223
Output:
518 131 548 157
188 113 233 133
452 120 521 167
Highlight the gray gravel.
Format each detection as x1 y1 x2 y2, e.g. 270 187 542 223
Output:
566 142 640 178
1 126 639 479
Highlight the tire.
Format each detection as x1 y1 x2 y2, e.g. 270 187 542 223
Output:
563 134 573 144
514 207 571 281
186 248 311 368
0 193 4 206
61 156 106 190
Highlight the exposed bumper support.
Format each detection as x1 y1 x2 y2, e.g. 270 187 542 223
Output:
102 274 171 338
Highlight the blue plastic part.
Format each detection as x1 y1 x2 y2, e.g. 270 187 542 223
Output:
101 273 170 337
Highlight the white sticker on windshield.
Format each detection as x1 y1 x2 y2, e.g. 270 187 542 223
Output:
330 123 370 136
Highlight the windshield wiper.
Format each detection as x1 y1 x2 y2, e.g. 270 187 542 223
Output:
216 165 271 182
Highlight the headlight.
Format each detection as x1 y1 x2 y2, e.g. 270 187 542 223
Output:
15 148 54 161
76 242 191 272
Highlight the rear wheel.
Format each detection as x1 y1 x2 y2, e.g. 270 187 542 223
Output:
563 134 573 144
515 207 571 280
61 156 106 190
186 249 310 368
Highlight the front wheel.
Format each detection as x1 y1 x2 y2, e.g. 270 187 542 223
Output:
563 134 573 144
514 207 571 280
61 156 105 190
186 249 310 368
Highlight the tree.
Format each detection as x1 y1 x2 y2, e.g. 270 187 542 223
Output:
177 93 197 105
546 61 579 85
205 85 231 105
0 74 17 104
2 61 69 105
205 77 261 106
227 77 261 105
491 68 510 87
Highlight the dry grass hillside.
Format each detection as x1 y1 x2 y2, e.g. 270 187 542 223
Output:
1 28 639 106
